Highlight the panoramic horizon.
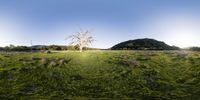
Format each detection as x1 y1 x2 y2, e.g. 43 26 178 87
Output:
1 1 200 99
0 0 200 48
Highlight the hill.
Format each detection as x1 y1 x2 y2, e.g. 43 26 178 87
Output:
111 38 180 50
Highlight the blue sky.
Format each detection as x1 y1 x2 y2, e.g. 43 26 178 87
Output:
0 0 200 48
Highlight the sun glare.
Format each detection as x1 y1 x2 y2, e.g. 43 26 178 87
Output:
152 14 200 48
168 32 198 48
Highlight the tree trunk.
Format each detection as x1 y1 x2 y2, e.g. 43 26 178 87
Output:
79 46 83 52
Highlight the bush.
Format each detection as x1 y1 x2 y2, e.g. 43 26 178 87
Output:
189 47 200 51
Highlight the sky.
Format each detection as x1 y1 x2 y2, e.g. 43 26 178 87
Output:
0 0 200 48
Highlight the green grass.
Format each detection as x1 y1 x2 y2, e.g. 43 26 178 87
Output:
0 50 200 99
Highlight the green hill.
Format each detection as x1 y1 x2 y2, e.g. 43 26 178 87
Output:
111 38 180 50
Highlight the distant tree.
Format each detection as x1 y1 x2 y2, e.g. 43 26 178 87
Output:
4 46 10 52
9 44 15 49
0 47 3 51
189 47 200 51
49 45 62 51
66 28 95 52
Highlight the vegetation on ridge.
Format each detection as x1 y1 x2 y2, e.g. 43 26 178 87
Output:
111 38 180 50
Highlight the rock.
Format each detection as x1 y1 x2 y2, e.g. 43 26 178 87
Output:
58 59 66 65
176 51 189 58
129 60 140 66
48 61 57 67
45 50 51 54
22 61 27 65
41 58 48 65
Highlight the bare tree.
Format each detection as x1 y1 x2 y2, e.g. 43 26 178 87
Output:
66 28 95 52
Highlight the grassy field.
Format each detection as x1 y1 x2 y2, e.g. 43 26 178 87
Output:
0 50 200 99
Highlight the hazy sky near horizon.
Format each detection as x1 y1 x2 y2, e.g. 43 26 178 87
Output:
0 0 200 48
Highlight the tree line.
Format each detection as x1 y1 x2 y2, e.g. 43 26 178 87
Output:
1 28 200 52
0 28 96 52
0 45 99 52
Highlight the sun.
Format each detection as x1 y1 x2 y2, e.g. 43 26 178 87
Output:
165 20 199 48
168 32 198 48
152 14 200 48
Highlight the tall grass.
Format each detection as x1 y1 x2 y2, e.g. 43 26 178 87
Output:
0 51 200 99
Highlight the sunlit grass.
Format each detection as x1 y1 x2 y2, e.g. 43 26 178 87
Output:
0 50 200 99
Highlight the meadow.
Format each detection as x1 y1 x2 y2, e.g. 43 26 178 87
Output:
0 50 200 99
